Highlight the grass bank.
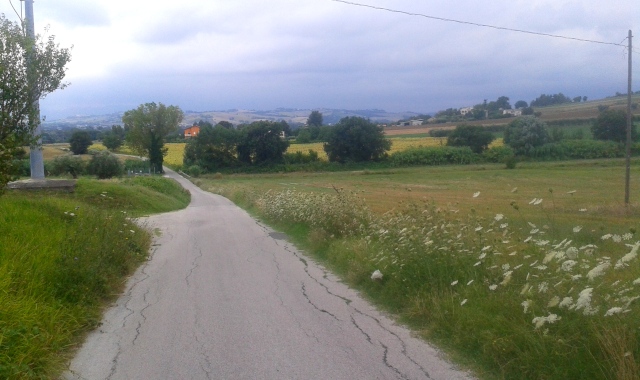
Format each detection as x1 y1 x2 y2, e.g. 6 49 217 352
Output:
0 176 190 379
197 159 640 380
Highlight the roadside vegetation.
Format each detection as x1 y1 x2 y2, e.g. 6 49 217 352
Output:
0 177 190 379
196 159 640 380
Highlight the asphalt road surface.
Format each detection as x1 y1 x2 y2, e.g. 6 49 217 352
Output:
63 169 473 380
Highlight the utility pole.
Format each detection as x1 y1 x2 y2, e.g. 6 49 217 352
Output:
24 0 45 179
625 30 633 205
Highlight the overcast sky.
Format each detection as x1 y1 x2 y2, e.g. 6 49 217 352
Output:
3 0 639 120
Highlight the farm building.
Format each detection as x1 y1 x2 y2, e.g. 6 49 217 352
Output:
183 125 200 138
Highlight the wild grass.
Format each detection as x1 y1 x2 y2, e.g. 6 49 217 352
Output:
0 177 190 379
201 158 640 380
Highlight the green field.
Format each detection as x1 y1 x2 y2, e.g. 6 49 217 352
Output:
196 158 640 380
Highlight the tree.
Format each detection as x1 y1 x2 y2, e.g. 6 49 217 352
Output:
236 121 289 165
183 125 240 170
446 125 494 154
323 117 391 163
307 110 323 127
123 102 184 173
69 130 92 154
504 116 550 155
102 127 123 151
0 14 71 189
591 109 635 143
514 100 528 109
216 121 234 129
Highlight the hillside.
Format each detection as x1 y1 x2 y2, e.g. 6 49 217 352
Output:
386 94 640 135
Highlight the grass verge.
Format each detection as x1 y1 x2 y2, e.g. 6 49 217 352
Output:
0 176 190 379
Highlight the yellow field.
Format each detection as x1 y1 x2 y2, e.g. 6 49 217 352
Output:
164 143 186 167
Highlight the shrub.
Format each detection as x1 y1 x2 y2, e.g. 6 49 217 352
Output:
446 124 494 153
69 130 93 155
482 145 515 163
185 165 202 177
504 116 550 155
390 146 478 166
592 109 636 143
49 155 86 178
87 152 123 179
324 117 391 163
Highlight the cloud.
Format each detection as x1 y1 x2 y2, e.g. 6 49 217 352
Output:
38 0 110 28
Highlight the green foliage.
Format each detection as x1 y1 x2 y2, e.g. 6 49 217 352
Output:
446 124 495 153
0 177 190 378
49 155 86 178
482 145 515 163
323 117 391 163
428 129 452 138
0 14 71 191
530 93 573 107
307 110 323 127
390 146 479 166
68 130 92 155
504 116 550 155
283 150 320 164
123 102 184 173
236 121 289 165
102 132 123 151
87 151 123 179
515 100 528 108
183 125 240 170
526 140 626 160
185 165 202 177
591 109 635 143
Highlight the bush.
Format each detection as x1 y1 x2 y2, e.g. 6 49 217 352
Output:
69 130 93 155
283 150 319 164
482 145 515 163
446 124 494 153
88 152 123 179
324 117 391 163
390 146 478 166
527 140 625 160
429 129 452 138
504 116 550 155
185 165 202 177
48 155 86 178
592 109 636 143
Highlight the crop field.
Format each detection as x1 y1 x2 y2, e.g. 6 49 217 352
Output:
196 158 640 379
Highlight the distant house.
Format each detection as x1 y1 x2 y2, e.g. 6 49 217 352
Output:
502 109 522 116
183 125 200 138
409 119 423 126
460 107 474 116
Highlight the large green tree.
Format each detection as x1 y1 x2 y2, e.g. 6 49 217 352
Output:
307 110 323 127
69 130 92 154
236 121 289 165
504 116 550 155
183 124 240 170
591 109 635 143
323 117 391 163
447 124 494 154
123 102 184 173
0 14 71 189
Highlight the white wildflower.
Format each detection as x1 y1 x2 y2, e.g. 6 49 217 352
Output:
501 271 513 286
460 299 468 306
371 270 383 281
561 260 578 272
566 247 579 259
475 226 483 232
502 264 510 271
604 307 625 317
633 278 640 285
466 280 474 286
474 261 482 267
538 282 549 293
559 297 574 308
587 261 611 281
532 313 561 329
522 300 532 313
612 235 622 243
622 233 633 241
534 198 543 205
489 284 498 291
472 191 480 198
478 252 487 260
494 214 504 222
615 242 639 270
567 190 577 194
511 187 518 193
524 236 532 243
529 198 538 205
579 208 587 212
451 280 458 286
601 234 612 240
530 228 540 234
573 226 582 233
574 288 594 313
500 223 509 229
547 296 560 308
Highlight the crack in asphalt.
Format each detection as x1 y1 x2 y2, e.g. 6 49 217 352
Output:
382 343 411 380
301 282 341 322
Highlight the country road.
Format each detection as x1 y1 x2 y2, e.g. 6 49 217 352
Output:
63 169 474 380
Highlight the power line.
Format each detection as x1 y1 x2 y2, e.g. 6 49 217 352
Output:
330 0 626 48
8 0 23 22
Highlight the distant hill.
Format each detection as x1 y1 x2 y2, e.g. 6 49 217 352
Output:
42 108 424 130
